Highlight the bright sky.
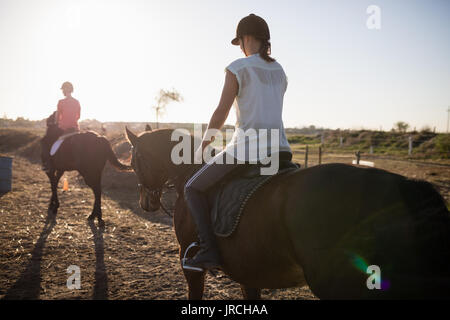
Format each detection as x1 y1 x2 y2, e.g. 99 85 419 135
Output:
1 0 449 131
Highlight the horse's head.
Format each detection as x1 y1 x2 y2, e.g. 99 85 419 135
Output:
45 111 61 137
126 126 171 212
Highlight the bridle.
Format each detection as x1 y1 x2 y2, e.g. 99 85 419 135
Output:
131 146 174 218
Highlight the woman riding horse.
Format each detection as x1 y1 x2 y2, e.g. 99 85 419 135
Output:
126 15 450 299
183 14 292 272
39 81 131 226
42 81 81 172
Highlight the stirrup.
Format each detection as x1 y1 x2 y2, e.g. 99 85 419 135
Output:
182 242 204 272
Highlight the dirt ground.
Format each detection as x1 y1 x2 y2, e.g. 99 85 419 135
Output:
0 149 448 300
0 155 317 300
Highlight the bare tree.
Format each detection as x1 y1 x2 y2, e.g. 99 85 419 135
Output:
393 121 410 133
152 89 183 129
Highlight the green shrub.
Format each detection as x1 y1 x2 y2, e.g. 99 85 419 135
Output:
435 134 450 158
288 135 320 145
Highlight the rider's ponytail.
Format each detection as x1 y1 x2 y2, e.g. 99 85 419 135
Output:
258 39 276 63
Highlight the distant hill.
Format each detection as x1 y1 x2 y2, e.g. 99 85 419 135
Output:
1 117 448 159
0 117 327 135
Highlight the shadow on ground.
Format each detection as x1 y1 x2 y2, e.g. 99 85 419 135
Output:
2 209 56 300
88 220 108 299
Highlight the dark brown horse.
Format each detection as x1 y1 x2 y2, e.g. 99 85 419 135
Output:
41 113 131 227
126 126 450 299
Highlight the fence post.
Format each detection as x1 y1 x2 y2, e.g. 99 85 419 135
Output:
305 145 308 168
340 136 343 147
355 150 361 165
370 145 373 154
318 146 322 165
408 136 412 156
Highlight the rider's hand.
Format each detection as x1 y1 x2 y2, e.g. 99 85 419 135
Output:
194 138 214 164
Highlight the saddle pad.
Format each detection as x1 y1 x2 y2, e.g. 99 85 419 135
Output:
209 166 298 238
50 132 78 156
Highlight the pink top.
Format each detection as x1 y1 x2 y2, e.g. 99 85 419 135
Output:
57 97 80 130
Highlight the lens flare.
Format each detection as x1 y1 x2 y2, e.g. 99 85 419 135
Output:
350 253 368 273
349 253 390 291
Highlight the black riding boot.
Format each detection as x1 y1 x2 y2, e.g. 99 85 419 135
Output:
183 187 221 272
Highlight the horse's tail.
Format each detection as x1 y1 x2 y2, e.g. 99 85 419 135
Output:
102 138 132 171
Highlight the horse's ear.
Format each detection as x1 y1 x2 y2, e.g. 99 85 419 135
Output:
145 124 152 131
125 127 138 147
47 111 57 127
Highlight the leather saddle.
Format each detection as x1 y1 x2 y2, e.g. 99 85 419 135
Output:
50 131 79 156
207 156 300 237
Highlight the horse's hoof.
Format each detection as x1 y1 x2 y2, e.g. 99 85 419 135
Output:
98 219 105 229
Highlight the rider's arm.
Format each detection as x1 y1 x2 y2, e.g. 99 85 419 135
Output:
201 70 238 149
76 100 81 121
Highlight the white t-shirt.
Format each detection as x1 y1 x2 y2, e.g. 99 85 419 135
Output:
219 53 291 162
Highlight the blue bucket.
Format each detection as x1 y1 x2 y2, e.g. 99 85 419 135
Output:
0 156 13 193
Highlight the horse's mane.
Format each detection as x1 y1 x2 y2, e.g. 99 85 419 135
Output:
137 128 180 159
137 128 197 154
136 128 199 180
47 111 57 127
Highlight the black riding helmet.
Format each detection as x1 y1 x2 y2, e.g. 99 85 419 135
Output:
231 13 270 45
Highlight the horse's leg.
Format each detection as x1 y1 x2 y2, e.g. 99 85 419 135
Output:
175 195 208 300
47 169 63 214
93 183 104 228
85 173 104 227
52 170 64 211
183 269 206 300
45 169 55 210
240 286 262 300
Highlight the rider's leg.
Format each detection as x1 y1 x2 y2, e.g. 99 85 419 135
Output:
183 153 239 271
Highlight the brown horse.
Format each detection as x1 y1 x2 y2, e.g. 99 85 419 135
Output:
41 113 131 227
126 126 450 299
